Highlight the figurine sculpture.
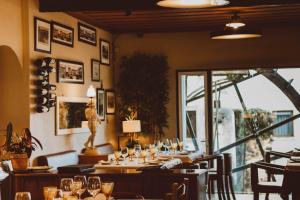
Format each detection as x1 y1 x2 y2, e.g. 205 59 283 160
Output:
84 98 101 155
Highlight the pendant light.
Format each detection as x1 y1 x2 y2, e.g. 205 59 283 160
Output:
211 13 262 40
157 0 229 8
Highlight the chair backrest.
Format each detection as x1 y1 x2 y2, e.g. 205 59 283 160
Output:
223 153 232 175
81 143 114 154
36 150 79 169
165 178 189 200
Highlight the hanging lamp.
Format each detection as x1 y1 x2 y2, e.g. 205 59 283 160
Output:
157 0 229 8
211 13 262 39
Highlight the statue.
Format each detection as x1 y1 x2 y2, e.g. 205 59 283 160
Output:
84 98 101 155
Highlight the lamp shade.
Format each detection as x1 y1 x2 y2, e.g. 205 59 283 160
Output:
122 120 141 133
211 27 262 40
157 0 229 8
87 85 96 98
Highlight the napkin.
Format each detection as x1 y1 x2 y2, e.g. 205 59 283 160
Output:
160 158 182 169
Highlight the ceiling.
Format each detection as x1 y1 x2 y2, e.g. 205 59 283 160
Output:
39 0 300 33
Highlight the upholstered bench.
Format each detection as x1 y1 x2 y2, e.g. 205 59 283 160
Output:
36 150 79 169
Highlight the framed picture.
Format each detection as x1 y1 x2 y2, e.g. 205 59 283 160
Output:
56 96 89 135
105 90 115 114
78 22 97 46
52 21 74 47
34 17 51 53
96 88 105 121
57 59 84 84
100 39 110 65
91 59 100 82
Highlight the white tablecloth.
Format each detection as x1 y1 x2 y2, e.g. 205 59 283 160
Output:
159 151 202 163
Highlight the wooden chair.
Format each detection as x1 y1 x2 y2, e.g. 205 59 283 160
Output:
223 153 236 200
196 154 226 200
165 178 189 200
251 162 287 200
264 150 292 200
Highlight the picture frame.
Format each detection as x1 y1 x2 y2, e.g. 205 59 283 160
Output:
100 39 110 65
96 88 105 121
51 21 74 47
91 59 100 82
105 90 115 114
78 22 97 46
56 59 84 84
56 96 89 135
34 17 52 53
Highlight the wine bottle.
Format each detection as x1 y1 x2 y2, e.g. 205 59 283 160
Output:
36 106 50 113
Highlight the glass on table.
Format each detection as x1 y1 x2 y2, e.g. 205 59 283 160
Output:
140 150 148 163
15 192 31 200
101 182 114 200
73 175 87 199
128 148 135 161
134 144 142 159
114 151 122 165
178 140 184 152
163 139 171 153
43 186 57 200
120 146 128 160
87 176 101 198
60 178 73 197
149 146 157 160
171 138 178 154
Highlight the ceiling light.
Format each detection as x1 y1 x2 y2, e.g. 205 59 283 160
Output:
157 0 229 8
225 13 245 29
211 28 262 39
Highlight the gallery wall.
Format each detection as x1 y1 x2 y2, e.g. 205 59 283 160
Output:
0 0 116 160
114 28 300 139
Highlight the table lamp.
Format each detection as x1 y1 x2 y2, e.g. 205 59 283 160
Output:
122 120 141 142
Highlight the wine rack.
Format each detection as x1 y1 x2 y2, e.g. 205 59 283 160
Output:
34 57 56 113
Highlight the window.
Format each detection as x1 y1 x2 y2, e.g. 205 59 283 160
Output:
273 110 294 137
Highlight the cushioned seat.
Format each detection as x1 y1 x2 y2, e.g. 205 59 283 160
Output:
37 150 79 169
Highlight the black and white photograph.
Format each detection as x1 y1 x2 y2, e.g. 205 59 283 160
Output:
34 17 51 53
96 88 105 121
91 59 100 82
52 21 74 47
57 59 84 84
78 22 97 46
100 39 110 65
56 96 89 135
105 90 115 114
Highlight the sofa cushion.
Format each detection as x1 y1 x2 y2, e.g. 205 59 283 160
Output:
37 150 79 169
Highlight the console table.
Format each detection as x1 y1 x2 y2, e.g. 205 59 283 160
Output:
11 169 207 200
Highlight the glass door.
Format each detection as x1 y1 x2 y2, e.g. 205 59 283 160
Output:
177 71 208 154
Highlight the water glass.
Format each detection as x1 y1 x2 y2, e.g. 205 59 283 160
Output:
15 192 31 200
121 147 128 159
60 178 73 197
74 175 87 199
134 144 142 159
114 151 121 164
87 176 101 197
43 186 57 200
101 182 114 200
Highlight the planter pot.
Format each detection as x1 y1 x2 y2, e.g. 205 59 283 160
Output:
10 153 28 170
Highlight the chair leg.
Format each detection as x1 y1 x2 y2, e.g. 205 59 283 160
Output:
217 180 223 200
228 175 236 200
254 192 259 200
265 193 269 200
208 179 211 200
224 175 231 200
219 177 226 200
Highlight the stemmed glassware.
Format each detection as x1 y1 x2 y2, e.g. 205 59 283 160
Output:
60 178 73 197
171 138 178 154
128 148 135 161
101 182 114 200
114 151 121 165
73 175 87 199
178 140 184 152
163 139 171 153
134 144 142 161
87 176 101 198
15 192 31 200
149 146 157 160
121 147 128 160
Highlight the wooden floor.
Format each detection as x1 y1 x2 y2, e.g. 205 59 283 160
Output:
211 193 289 200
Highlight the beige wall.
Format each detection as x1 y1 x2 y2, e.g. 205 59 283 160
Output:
0 0 116 160
115 28 300 139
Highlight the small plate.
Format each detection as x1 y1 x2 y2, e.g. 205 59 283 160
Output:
148 160 160 165
99 160 112 165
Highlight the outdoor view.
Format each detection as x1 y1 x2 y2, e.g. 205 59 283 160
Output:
178 68 300 193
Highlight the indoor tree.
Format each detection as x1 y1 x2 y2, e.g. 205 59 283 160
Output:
118 53 169 140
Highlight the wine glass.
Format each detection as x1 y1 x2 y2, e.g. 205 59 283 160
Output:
157 141 163 153
15 192 31 200
178 140 184 152
134 144 142 159
128 148 135 161
74 175 87 199
163 139 171 153
114 151 121 165
43 186 57 200
171 138 178 154
60 178 73 197
121 147 128 160
149 146 157 160
101 182 114 200
87 176 101 198
140 150 148 163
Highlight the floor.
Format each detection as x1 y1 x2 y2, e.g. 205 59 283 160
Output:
210 193 288 200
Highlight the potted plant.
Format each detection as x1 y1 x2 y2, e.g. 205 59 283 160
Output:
6 123 43 170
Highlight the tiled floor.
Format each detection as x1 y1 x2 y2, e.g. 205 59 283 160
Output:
210 193 288 200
